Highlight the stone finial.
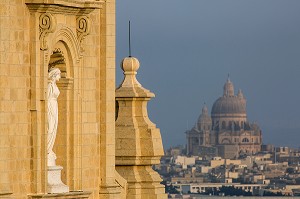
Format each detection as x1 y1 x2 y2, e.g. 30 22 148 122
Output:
116 56 154 98
120 57 141 87
115 56 166 198
237 89 244 99
121 56 140 75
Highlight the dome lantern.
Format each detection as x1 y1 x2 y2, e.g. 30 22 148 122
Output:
212 78 247 118
223 77 234 97
202 104 208 115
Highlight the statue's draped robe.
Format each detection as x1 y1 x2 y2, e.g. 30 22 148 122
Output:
47 81 60 158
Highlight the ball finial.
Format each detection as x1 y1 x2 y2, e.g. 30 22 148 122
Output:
121 56 140 74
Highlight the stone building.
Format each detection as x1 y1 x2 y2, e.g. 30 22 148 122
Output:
186 78 262 159
0 1 165 199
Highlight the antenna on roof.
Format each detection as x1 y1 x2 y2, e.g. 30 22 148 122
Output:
129 20 132 57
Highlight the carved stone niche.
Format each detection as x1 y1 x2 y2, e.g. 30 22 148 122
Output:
48 48 73 88
25 0 103 15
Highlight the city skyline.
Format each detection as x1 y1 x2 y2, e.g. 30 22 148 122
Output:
116 0 300 149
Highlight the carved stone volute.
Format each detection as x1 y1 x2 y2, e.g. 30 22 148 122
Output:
39 13 57 50
76 16 90 44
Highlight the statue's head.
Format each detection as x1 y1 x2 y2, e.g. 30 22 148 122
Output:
48 68 61 81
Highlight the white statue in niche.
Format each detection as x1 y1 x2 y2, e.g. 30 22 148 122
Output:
47 68 61 166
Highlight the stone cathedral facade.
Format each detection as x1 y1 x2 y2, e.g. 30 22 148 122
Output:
0 1 166 199
186 78 262 159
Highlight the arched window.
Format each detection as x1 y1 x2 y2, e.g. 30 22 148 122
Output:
193 138 199 145
221 138 231 144
242 138 249 143
222 121 226 129
200 138 203 145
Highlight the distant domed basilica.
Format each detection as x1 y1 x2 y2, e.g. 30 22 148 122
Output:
186 78 262 159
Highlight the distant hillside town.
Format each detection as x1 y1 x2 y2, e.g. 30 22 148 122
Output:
156 79 300 198
156 145 300 198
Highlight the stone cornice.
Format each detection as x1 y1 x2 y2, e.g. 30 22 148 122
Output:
0 192 13 196
28 191 92 199
115 156 161 166
25 0 103 14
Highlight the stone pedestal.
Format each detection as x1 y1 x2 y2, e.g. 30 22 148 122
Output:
28 191 91 199
47 166 69 193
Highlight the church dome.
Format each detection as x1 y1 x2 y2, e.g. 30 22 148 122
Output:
195 105 212 131
211 78 246 116
198 105 212 123
212 96 246 115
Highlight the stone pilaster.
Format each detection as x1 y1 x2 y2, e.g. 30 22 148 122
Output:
115 57 167 199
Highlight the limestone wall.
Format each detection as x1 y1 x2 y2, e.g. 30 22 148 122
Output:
0 1 118 198
0 1 32 197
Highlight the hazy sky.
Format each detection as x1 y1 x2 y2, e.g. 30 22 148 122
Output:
116 0 300 149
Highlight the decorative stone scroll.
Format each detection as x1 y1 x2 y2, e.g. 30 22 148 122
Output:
39 13 56 50
76 16 90 43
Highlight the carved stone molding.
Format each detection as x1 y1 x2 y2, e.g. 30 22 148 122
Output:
0 192 13 196
76 16 90 44
26 0 103 14
28 191 92 199
39 13 56 50
49 25 83 63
